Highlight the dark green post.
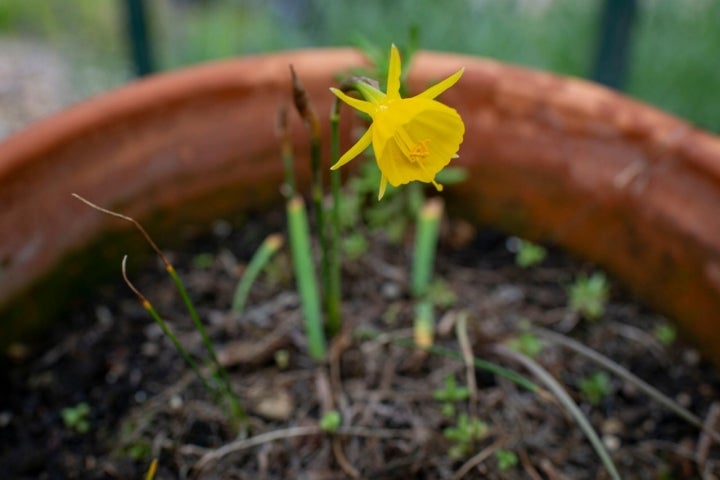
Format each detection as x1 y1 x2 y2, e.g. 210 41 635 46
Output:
124 0 154 76
591 0 638 90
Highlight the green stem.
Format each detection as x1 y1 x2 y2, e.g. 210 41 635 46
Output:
277 106 296 197
231 233 284 314
326 103 343 335
309 134 330 311
413 300 434 348
412 198 443 298
167 265 245 421
287 196 326 360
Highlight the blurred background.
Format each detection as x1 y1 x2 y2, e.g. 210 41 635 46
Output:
0 0 717 139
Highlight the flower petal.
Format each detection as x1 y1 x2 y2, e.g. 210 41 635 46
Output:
386 44 402 100
330 127 373 170
413 68 464 100
378 174 388 200
330 88 376 116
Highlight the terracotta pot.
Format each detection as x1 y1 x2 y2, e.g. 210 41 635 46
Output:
1 48 719 364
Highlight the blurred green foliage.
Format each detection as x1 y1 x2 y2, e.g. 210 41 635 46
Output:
0 0 718 131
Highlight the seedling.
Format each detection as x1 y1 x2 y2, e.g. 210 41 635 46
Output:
426 278 457 309
443 414 489 459
514 239 547 268
433 375 470 417
579 371 611 405
61 402 91 434
495 449 519 471
568 272 609 321
192 252 214 270
507 331 543 358
653 323 677 346
319 410 342 433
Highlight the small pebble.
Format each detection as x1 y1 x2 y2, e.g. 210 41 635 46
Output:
675 392 692 408
601 418 624 435
683 349 700 366
0 411 12 427
381 282 401 300
212 219 232 238
169 395 183 410
602 434 621 451
141 342 159 357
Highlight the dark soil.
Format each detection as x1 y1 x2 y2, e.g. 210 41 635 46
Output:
2 206 720 479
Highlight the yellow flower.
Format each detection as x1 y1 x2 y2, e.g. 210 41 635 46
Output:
331 44 465 200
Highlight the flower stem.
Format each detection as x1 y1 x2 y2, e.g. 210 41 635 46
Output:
326 101 343 335
412 198 443 298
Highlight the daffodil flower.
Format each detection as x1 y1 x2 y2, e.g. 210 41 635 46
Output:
331 45 465 200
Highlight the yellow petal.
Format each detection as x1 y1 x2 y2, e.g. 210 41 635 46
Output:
378 173 388 200
331 127 373 170
413 68 464 100
330 87 376 116
386 44 402 100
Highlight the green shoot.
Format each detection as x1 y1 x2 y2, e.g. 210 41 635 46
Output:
495 449 519 471
231 233 284 314
579 371 612 405
411 197 443 298
72 194 245 425
191 252 214 270
276 105 296 197
568 272 609 321
319 410 342 433
342 232 368 260
433 375 470 417
443 414 489 459
653 323 677 346
290 65 329 296
426 278 457 309
327 92 344 336
286 196 326 360
514 239 547 268
413 299 434 348
61 402 91 434
507 331 544 358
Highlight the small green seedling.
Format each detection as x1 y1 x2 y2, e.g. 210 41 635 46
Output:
568 272 609 321
433 375 470 417
61 402 91 434
342 232 369 260
319 410 342 433
191 252 214 270
495 449 519 471
426 278 457 309
579 371 611 406
653 323 677 346
507 331 543 358
514 239 547 268
443 414 489 459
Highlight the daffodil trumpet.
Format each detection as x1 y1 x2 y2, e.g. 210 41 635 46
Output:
331 44 465 200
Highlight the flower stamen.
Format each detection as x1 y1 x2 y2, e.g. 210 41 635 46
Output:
409 139 431 161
